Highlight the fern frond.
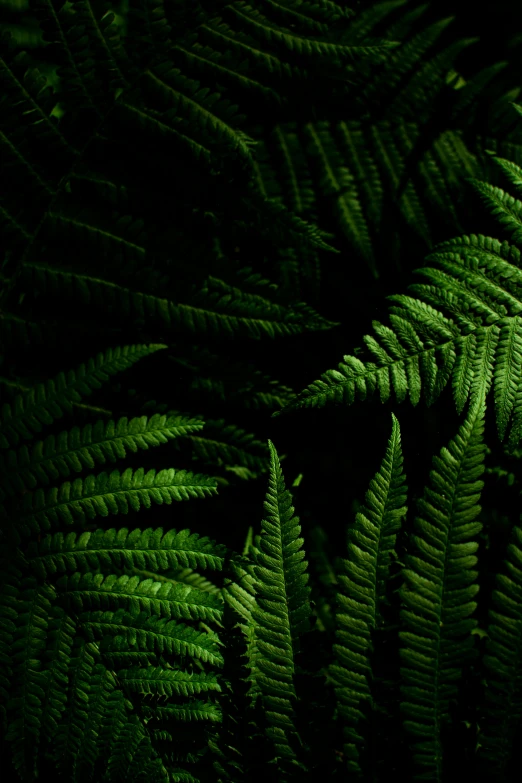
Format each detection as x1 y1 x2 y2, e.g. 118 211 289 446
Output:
3 576 55 780
103 712 148 782
0 343 167 448
14 466 218 539
26 526 226 579
363 16 454 107
247 439 311 762
21 263 337 340
477 521 522 779
225 1 398 62
179 419 271 477
141 699 221 723
222 553 262 708
116 665 222 698
342 0 407 42
137 566 222 597
40 604 77 743
304 121 376 275
329 413 407 776
50 637 103 775
274 146 522 446
143 65 256 166
166 345 295 411
1 413 205 496
80 608 224 666
471 176 522 246
56 571 223 623
399 400 486 779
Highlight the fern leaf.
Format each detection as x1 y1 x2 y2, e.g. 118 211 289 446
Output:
1 413 205 496
225 1 398 61
477 522 522 778
304 121 376 275
116 666 222 697
4 576 56 780
273 148 522 446
56 571 223 623
145 567 222 596
399 401 486 779
222 553 263 707
364 16 454 105
471 178 522 246
103 712 147 782
79 608 224 666
342 0 407 42
15 466 218 538
141 699 222 723
143 65 256 165
50 638 101 774
26 526 226 579
40 605 77 744
247 439 311 762
0 343 167 449
179 419 271 477
329 413 407 776
22 263 337 340
71 663 117 783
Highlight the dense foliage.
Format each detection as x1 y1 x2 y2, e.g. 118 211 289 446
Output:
2 1 522 781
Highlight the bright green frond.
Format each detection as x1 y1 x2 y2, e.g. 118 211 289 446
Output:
80 607 224 666
273 144 522 447
1 413 205 496
329 413 407 776
14 467 218 540
399 401 486 779
56 570 223 623
26 526 226 579
247 439 311 762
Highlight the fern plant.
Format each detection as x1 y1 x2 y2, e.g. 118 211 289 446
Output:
209 398 519 783
4 2 522 782
0 344 228 782
276 103 522 447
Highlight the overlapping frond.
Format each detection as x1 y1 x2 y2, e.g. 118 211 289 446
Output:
476 520 522 780
399 400 486 779
246 439 311 763
0 338 227 780
275 134 522 448
25 525 227 578
0 344 167 449
11 466 217 541
79 607 224 666
18 263 337 340
329 413 407 777
0 413 205 496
